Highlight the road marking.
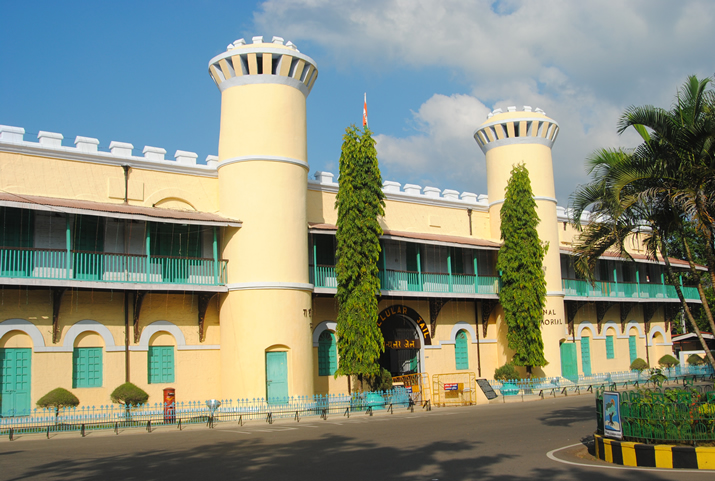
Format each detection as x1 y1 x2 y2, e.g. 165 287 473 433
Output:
221 430 252 434
546 443 712 474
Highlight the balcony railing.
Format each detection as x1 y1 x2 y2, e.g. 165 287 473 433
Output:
0 246 227 286
562 279 700 301
313 265 500 295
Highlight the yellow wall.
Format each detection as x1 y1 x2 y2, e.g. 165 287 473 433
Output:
0 152 218 213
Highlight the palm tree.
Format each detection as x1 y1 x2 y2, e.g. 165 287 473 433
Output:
570 75 715 366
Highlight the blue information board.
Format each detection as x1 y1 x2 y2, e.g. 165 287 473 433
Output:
603 391 622 439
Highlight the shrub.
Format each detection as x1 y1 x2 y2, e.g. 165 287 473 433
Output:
110 382 149 406
658 354 679 368
37 388 80 418
494 363 520 381
630 358 649 372
366 367 393 392
687 354 704 365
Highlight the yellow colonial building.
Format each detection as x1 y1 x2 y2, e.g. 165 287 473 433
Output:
0 36 698 415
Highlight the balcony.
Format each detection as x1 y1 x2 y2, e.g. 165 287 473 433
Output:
0 246 227 287
562 279 700 301
313 265 500 295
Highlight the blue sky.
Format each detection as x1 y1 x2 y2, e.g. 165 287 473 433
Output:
2 1 714 203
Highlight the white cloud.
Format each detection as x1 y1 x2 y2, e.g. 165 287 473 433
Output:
254 0 715 201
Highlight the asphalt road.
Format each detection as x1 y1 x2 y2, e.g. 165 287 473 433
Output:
0 395 711 480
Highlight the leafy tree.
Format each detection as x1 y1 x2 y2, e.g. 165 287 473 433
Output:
37 387 80 420
570 75 715 366
496 164 547 377
334 125 386 392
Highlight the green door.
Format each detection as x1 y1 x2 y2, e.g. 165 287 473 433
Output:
74 215 104 280
1 348 32 417
560 342 578 382
580 336 592 377
265 351 288 401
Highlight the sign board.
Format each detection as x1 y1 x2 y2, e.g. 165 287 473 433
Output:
477 379 498 400
603 391 622 439
385 339 421 349
444 383 459 391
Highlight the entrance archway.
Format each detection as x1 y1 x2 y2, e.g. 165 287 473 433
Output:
377 305 430 376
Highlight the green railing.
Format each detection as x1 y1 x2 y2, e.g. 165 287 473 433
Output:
562 278 700 301
0 246 227 286
313 265 500 295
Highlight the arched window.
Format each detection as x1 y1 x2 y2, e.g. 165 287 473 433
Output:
455 330 469 370
318 330 337 376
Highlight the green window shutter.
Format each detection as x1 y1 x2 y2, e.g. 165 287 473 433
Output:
628 335 637 364
318 331 336 376
455 330 469 370
580 336 591 376
606 335 614 359
73 348 102 388
148 346 175 384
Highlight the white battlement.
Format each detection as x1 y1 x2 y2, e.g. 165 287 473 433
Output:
308 171 489 209
487 106 546 119
0 124 217 176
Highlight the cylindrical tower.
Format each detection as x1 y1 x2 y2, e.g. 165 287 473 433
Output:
474 106 564 377
209 36 318 399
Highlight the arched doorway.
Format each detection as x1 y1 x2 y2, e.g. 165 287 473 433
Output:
377 305 430 376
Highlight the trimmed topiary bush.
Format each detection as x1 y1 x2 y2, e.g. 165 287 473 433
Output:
494 363 520 381
687 354 704 365
630 358 649 372
36 388 80 419
658 354 679 368
110 382 149 407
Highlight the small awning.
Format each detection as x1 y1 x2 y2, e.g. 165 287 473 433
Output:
0 192 242 228
559 245 702 270
309 223 500 250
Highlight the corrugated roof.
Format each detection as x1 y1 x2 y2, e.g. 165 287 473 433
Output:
0 192 242 227
308 223 500 249
559 245 699 269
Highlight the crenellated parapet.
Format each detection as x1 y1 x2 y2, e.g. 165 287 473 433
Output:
473 106 559 153
208 36 318 97
0 124 218 175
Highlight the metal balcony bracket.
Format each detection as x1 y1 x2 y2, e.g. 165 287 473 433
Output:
619 302 636 334
565 300 587 336
643 303 658 335
133 291 147 343
198 292 219 342
596 302 615 334
480 299 498 338
429 298 449 338
51 287 67 344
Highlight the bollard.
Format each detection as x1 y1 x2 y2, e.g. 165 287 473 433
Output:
178 419 182 431
147 420 151 433
9 428 14 441
81 424 86 437
47 426 51 439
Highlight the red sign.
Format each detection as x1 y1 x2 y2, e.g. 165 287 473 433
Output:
444 383 458 391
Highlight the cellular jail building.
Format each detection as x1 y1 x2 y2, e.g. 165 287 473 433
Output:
0 37 699 414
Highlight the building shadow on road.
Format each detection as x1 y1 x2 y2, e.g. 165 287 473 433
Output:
3 429 686 481
537 404 595 428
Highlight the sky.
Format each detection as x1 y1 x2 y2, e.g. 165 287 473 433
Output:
2 0 714 205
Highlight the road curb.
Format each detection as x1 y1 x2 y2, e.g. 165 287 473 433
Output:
594 433 715 470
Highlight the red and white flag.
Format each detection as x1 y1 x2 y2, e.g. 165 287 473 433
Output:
362 93 368 128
